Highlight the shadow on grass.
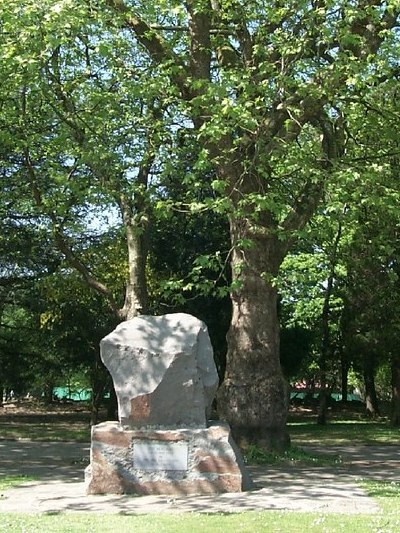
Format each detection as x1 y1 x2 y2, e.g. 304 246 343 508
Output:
244 444 342 467
362 480 400 498
0 475 38 494
288 420 400 446
0 440 90 482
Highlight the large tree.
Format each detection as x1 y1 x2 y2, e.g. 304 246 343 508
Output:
100 0 398 446
2 1 399 447
0 1 167 321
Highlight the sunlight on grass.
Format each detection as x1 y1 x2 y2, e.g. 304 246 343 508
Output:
288 420 400 446
0 510 398 533
361 480 400 532
244 443 342 466
362 480 400 505
0 422 90 442
2 417 398 446
0 475 37 495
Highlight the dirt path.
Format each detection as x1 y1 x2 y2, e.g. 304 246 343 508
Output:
0 440 397 514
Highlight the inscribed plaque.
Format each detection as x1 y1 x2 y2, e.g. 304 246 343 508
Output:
134 441 188 471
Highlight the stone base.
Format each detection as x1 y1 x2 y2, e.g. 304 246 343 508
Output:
85 421 252 495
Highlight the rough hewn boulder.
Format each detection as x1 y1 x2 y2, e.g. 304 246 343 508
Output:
100 313 219 429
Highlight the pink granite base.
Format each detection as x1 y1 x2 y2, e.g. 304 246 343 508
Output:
85 421 252 495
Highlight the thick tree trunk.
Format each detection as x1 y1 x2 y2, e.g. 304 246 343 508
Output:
317 388 329 425
390 354 400 426
217 217 290 450
317 315 329 425
107 384 118 420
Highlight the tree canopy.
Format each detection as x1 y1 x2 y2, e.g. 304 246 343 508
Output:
1 0 399 444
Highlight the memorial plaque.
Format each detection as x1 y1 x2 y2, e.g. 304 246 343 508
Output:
134 441 188 471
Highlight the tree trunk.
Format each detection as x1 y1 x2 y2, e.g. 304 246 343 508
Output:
317 219 342 424
317 302 330 426
217 217 290 450
340 347 349 403
43 381 55 405
390 353 400 426
317 293 331 425
107 383 118 420
90 350 109 425
317 388 329 425
122 221 149 320
118 189 150 320
364 358 380 417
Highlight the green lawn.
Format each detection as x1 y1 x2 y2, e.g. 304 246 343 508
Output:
2 402 399 446
0 403 92 442
0 508 399 533
0 475 37 496
289 419 400 446
0 419 90 442
2 417 398 446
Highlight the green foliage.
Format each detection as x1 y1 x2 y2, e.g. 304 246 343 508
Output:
280 326 315 379
1 0 400 430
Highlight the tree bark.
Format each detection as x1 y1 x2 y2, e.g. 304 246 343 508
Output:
317 287 331 425
340 347 349 403
317 219 342 424
364 357 380 417
119 212 149 320
90 349 109 425
43 381 55 404
217 216 290 450
390 354 400 426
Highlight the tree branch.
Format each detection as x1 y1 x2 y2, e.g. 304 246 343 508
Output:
51 225 123 318
22 146 123 319
104 0 193 100
186 0 212 80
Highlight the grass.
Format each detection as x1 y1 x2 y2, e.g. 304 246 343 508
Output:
287 404 400 446
242 407 399 466
0 419 90 442
0 509 399 532
288 419 400 446
0 475 37 497
363 480 400 500
2 402 399 446
244 443 343 467
362 480 400 532
0 402 93 442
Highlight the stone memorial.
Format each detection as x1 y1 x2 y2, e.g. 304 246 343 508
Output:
85 313 252 495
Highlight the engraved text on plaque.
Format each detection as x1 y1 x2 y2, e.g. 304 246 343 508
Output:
134 441 188 471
